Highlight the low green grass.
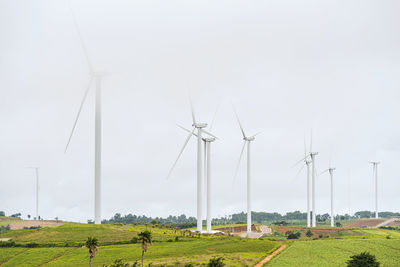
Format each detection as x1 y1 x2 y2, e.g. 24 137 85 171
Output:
266 238 400 267
1 223 187 244
0 239 279 266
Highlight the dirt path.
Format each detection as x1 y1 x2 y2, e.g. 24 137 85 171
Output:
254 244 287 267
9 220 64 230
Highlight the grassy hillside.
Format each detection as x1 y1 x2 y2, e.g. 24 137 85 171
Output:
266 238 400 267
0 238 279 266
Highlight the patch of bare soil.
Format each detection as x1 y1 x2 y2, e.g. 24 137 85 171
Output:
345 219 386 228
215 224 260 233
9 220 64 230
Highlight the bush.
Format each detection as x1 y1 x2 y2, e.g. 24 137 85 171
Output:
184 263 194 267
336 222 343 227
102 259 130 267
207 257 225 267
131 237 138 244
26 242 39 248
306 230 313 237
346 252 380 267
175 236 179 241
0 225 10 231
286 231 301 239
0 241 15 247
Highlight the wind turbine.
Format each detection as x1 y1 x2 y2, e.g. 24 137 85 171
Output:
293 137 312 227
177 108 219 234
320 165 336 227
233 108 260 234
168 102 217 232
370 161 380 218
65 3 110 224
27 167 40 220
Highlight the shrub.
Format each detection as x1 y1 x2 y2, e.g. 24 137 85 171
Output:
102 259 130 267
184 263 194 267
131 237 138 243
175 236 179 241
286 231 301 239
306 230 313 237
346 252 380 267
0 241 15 247
26 242 39 248
207 257 225 267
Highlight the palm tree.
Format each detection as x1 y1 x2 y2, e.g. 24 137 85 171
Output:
138 230 152 267
85 236 99 267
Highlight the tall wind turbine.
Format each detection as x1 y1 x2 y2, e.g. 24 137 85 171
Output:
320 166 336 227
309 133 318 227
370 161 380 218
233 108 260 234
293 137 312 227
178 107 218 234
65 3 109 224
27 167 40 220
168 102 217 232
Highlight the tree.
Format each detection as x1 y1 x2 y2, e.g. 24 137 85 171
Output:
27 215 31 220
306 229 313 238
207 257 225 267
0 211 5 216
346 252 380 267
85 237 99 267
336 222 342 227
138 230 152 267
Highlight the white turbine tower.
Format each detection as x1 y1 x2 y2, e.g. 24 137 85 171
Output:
320 166 336 227
370 161 380 219
178 108 218 234
233 109 260 234
168 102 217 232
65 3 110 224
309 134 318 227
293 137 312 228
27 167 40 220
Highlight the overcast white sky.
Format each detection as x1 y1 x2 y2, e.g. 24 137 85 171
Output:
1 0 399 222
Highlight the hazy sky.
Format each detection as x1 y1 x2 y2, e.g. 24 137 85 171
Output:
1 0 399 222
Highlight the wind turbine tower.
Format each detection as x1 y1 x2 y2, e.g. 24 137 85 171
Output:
309 135 318 228
233 108 260 234
168 103 217 232
321 166 336 227
27 167 40 220
370 161 380 219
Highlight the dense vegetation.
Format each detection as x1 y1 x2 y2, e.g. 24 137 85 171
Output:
101 210 400 226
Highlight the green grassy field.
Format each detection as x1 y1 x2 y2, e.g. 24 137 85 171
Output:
266 238 400 267
0 238 279 266
2 221 400 266
1 223 195 244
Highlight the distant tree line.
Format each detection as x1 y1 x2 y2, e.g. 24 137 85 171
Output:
101 210 400 226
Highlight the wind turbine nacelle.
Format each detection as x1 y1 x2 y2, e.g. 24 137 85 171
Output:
193 123 208 128
245 136 255 141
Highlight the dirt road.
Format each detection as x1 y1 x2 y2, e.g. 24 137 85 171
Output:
254 244 287 267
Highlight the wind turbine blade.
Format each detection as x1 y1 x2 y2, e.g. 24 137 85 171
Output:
293 155 308 168
233 106 246 138
233 141 246 184
310 129 313 152
209 103 220 131
167 127 195 179
250 132 261 138
68 0 93 73
65 76 93 153
319 169 329 176
177 124 198 137
202 129 218 139
289 163 306 183
189 96 196 125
